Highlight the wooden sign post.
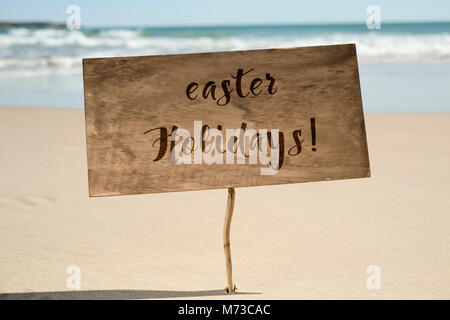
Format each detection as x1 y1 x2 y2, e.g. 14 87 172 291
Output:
83 44 370 293
224 187 236 293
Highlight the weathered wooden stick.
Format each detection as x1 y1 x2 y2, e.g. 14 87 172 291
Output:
223 187 236 293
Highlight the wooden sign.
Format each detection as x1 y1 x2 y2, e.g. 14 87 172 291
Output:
83 44 370 197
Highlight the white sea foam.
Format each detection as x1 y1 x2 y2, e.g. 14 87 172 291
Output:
1 27 450 77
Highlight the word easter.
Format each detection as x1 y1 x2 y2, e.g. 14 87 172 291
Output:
186 68 278 106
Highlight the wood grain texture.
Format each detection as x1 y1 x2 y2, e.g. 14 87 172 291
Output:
83 44 370 196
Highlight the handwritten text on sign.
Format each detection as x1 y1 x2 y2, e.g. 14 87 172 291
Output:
83 44 370 196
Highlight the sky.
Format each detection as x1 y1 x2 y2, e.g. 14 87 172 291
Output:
0 0 450 27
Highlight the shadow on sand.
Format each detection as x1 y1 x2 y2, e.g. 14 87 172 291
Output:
0 289 261 300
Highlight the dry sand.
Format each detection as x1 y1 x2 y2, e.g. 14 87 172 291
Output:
0 107 449 299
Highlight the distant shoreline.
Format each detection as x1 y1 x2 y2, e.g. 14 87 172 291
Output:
0 20 450 30
0 22 65 29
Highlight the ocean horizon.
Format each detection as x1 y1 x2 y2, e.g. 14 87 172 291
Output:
1 21 450 112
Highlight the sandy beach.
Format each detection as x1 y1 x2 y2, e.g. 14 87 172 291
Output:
0 107 449 299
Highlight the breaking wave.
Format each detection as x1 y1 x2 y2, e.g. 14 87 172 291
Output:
1 23 450 76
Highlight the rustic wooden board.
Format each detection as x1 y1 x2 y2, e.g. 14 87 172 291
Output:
83 44 370 196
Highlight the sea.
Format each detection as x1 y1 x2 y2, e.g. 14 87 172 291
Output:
0 22 449 112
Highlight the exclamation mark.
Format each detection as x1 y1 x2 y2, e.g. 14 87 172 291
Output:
310 117 317 151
